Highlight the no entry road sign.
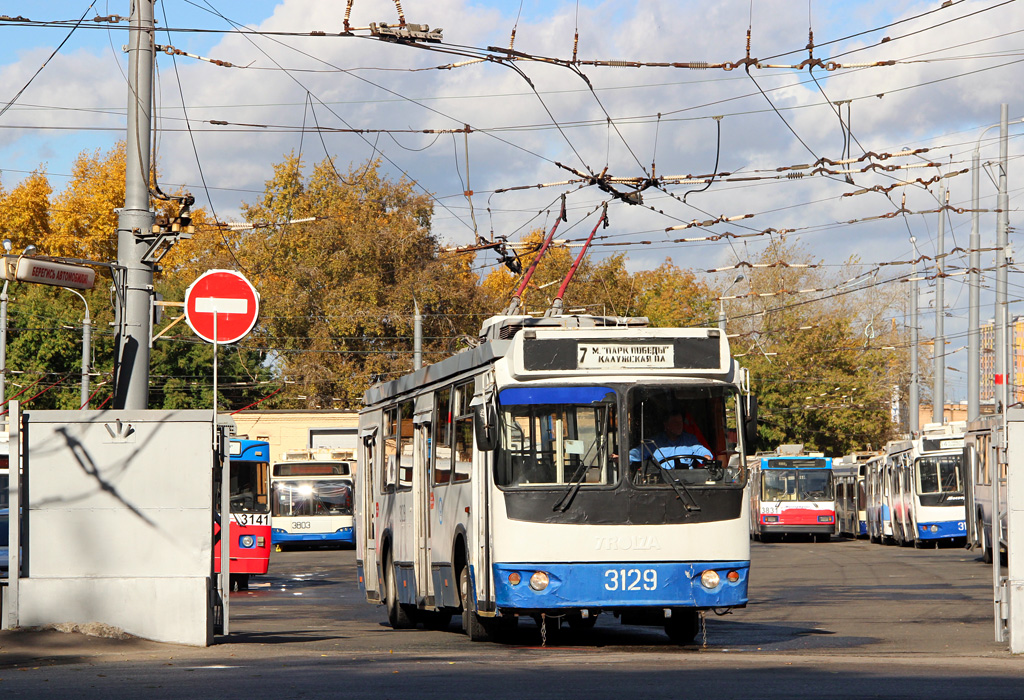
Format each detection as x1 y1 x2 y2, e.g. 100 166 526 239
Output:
184 269 260 344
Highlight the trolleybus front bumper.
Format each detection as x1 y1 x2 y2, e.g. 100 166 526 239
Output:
916 520 966 541
758 524 835 536
272 527 354 545
491 560 748 610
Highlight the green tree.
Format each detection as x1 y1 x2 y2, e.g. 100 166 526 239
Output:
730 239 902 454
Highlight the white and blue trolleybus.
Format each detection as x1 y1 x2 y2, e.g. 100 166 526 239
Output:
271 448 355 547
355 313 757 643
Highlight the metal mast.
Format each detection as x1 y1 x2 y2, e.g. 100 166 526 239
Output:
113 0 157 409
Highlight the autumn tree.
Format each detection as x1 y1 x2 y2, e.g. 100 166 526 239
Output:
729 239 904 454
0 170 52 248
235 154 487 409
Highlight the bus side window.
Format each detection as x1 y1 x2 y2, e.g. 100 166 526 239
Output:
434 387 453 486
453 382 474 483
398 400 414 489
384 407 398 492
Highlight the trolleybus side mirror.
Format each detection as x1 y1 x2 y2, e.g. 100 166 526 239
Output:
743 396 758 447
474 404 499 451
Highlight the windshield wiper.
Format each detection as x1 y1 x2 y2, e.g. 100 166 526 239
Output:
552 461 590 512
552 435 603 513
661 459 702 513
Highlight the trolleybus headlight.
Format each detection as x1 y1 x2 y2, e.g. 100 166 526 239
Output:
930 525 939 533
726 570 740 583
700 570 720 590
529 571 550 591
240 535 255 548
508 572 521 586
817 515 834 523
763 515 778 523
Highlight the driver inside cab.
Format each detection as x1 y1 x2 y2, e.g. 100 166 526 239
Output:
628 410 713 468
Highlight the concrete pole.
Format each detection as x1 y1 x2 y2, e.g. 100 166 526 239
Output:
113 0 156 409
910 237 919 435
969 142 982 422
934 185 946 424
413 299 422 370
0 280 7 428
996 104 1009 412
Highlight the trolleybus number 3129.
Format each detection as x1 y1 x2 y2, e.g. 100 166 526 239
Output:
605 568 658 591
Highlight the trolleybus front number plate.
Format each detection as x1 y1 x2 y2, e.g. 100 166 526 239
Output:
604 567 658 591
578 343 674 370
232 513 269 526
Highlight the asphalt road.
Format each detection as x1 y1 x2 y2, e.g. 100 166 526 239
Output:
0 536 1021 698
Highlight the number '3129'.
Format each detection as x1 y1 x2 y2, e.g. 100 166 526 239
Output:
604 568 657 591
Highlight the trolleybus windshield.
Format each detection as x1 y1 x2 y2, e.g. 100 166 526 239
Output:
273 479 353 517
629 385 742 488
230 460 270 514
762 461 833 501
495 386 618 487
916 455 962 496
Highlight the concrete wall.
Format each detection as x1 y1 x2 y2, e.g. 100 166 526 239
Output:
14 410 217 646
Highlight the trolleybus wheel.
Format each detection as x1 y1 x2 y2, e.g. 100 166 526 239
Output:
459 566 491 642
981 520 993 564
664 610 700 644
385 554 416 630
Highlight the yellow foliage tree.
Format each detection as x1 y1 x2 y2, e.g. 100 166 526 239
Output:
0 170 52 248
49 142 126 260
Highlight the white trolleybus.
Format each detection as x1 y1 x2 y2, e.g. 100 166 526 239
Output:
881 423 966 547
355 313 757 643
963 416 1003 563
271 448 355 547
748 453 835 542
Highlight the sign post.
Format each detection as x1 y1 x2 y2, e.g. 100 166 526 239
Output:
184 269 259 636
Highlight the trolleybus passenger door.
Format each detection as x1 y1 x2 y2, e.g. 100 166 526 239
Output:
394 401 416 596
358 422 380 598
413 397 433 606
471 377 495 612
429 385 464 609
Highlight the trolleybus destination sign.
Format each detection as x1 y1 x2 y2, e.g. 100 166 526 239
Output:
577 342 674 369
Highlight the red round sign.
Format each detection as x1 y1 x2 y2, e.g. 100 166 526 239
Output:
184 270 260 344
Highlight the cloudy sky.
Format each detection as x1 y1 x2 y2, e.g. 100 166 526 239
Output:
1 0 1023 400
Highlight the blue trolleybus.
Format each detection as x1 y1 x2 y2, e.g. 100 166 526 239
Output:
354 313 757 643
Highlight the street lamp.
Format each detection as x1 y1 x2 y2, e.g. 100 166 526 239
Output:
718 274 745 333
64 289 92 408
969 109 1024 421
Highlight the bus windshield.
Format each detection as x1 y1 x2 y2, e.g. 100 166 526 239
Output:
273 480 353 516
628 384 742 488
916 455 962 495
495 386 618 487
762 468 833 501
230 461 270 514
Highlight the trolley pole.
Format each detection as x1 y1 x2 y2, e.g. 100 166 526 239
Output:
113 0 156 409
